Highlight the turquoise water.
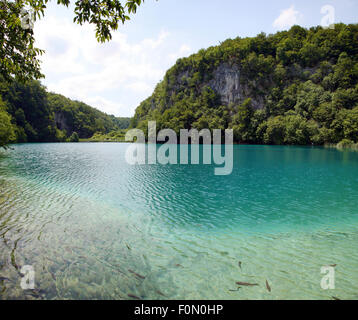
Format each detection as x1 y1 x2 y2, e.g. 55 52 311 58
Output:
0 143 358 299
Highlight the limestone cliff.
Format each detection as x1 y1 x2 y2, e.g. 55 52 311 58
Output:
54 111 71 134
131 24 358 145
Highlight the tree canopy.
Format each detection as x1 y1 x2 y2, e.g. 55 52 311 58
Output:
0 0 145 81
0 76 130 145
0 96 16 148
132 24 358 146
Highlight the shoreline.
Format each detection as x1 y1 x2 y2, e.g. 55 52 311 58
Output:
3 141 358 152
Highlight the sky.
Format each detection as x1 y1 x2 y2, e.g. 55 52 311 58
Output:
33 0 358 117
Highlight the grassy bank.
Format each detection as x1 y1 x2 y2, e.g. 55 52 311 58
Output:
80 130 128 142
325 139 358 151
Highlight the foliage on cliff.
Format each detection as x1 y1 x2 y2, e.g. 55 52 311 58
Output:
47 92 130 139
0 77 129 144
0 96 16 148
132 24 358 145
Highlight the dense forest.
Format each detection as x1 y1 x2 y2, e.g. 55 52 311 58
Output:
131 23 358 146
0 77 130 147
2 24 358 148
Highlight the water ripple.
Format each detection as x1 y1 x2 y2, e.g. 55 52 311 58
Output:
0 143 357 299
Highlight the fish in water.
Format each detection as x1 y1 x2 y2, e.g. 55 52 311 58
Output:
125 243 131 250
238 261 242 270
46 257 57 264
266 280 271 292
0 277 11 282
236 281 259 287
229 288 241 292
156 290 167 297
24 289 46 299
128 269 146 280
332 296 341 300
16 268 24 278
49 270 56 281
25 292 40 299
65 247 73 254
175 264 184 268
128 294 141 300
330 264 337 267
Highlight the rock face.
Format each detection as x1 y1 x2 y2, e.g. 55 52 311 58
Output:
209 63 241 105
167 62 266 111
208 63 265 110
54 112 71 134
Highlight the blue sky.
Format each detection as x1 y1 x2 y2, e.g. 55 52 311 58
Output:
34 0 358 117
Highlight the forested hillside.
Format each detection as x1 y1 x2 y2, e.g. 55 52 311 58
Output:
131 24 358 146
0 77 129 145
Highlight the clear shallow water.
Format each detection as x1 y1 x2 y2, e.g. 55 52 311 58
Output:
0 143 358 300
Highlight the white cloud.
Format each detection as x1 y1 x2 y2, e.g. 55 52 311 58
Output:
84 96 128 117
142 31 170 49
33 15 191 117
273 5 301 30
169 44 192 62
125 82 153 94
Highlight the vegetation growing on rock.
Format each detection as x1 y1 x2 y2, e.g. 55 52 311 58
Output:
0 77 130 146
132 24 358 146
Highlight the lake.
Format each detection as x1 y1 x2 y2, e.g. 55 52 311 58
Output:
0 143 358 299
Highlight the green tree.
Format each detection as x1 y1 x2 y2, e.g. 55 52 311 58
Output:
0 97 15 148
263 116 286 145
231 99 254 142
2 79 57 141
0 0 43 81
1 0 145 81
0 77 126 143
332 107 358 142
131 24 358 146
68 131 79 142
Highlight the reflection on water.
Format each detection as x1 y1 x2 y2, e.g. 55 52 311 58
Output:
0 143 358 299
